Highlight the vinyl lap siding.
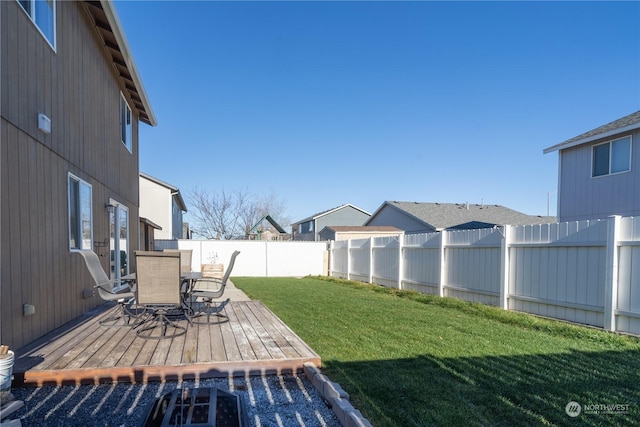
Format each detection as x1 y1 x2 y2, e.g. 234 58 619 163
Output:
367 206 433 233
559 130 640 222
1 1 141 349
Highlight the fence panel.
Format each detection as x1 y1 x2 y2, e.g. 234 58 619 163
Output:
330 240 349 279
508 220 607 327
156 240 327 277
371 236 400 288
349 238 371 283
402 232 441 294
445 228 502 305
616 216 640 334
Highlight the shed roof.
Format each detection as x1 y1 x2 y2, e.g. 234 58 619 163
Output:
85 1 157 126
543 110 640 154
140 172 187 212
369 201 554 230
292 204 371 225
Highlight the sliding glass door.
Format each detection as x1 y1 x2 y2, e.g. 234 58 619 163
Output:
109 200 129 285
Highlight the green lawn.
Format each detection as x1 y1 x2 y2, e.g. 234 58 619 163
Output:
232 276 640 426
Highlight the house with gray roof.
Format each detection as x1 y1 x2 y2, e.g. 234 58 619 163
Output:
318 226 404 241
247 215 289 241
365 201 554 233
544 110 640 222
292 204 371 241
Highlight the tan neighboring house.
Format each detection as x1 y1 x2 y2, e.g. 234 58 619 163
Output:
1 1 156 350
139 172 187 241
318 226 404 241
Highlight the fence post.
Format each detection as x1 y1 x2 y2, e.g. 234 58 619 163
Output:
328 240 334 277
499 225 511 310
368 237 373 284
438 230 447 297
604 215 621 332
398 234 404 290
346 239 352 281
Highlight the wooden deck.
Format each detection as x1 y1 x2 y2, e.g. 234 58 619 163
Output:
12 301 320 387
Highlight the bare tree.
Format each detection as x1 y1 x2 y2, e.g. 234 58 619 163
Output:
238 190 292 235
189 187 291 239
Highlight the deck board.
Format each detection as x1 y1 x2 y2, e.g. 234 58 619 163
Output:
12 301 320 386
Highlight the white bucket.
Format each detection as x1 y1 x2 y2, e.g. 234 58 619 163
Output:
0 351 15 393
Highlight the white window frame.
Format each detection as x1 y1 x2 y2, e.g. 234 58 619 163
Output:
120 93 132 153
591 135 632 178
68 173 93 251
108 199 129 290
17 0 56 51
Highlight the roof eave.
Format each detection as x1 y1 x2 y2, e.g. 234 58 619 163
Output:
367 201 435 230
314 204 371 220
97 1 157 126
543 122 640 154
174 192 187 212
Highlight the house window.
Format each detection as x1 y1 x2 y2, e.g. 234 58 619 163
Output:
17 0 56 49
68 173 93 250
592 136 632 177
120 93 132 152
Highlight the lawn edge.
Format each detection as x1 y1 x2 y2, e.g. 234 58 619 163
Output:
303 362 373 427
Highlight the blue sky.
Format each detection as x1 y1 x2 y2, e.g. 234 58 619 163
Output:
114 1 640 225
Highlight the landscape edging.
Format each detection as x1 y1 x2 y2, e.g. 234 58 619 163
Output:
303 362 373 427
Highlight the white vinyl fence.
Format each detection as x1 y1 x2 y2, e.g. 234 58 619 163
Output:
329 216 640 335
155 239 329 277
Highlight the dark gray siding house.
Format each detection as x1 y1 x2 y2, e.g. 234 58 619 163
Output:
544 110 640 222
1 0 156 350
318 226 404 241
366 201 554 233
292 204 371 241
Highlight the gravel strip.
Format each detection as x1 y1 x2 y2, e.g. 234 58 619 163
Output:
7 374 341 426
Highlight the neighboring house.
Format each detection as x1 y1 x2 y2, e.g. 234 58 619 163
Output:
318 226 404 241
292 204 371 241
140 217 162 251
1 1 156 350
543 110 640 222
366 201 554 233
247 215 289 241
139 172 188 240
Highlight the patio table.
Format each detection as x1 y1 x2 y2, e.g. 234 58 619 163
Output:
120 271 203 316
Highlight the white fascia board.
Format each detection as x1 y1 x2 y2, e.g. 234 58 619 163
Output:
543 123 640 154
101 1 157 126
314 204 371 219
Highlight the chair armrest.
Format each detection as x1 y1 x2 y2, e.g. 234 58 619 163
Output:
93 279 132 294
